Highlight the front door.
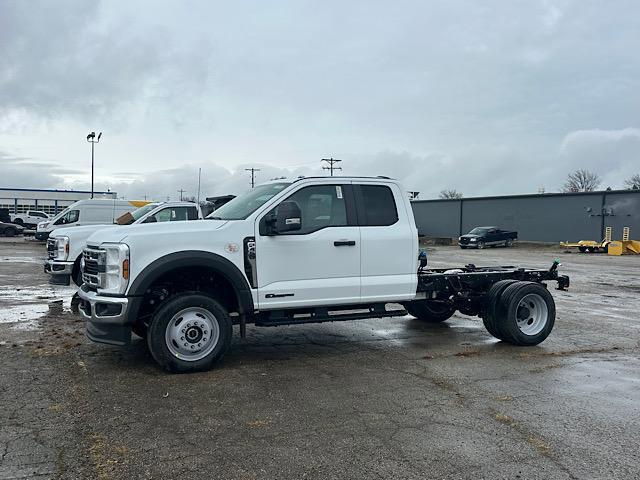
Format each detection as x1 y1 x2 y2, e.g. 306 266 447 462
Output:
255 183 361 309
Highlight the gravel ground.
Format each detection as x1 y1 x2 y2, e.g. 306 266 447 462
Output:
0 237 639 479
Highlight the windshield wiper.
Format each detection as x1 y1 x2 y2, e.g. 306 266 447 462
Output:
207 216 223 220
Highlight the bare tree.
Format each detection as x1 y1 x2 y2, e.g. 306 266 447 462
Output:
562 169 601 192
624 174 640 190
439 189 463 199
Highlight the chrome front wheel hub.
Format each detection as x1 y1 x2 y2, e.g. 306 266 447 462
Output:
165 307 220 361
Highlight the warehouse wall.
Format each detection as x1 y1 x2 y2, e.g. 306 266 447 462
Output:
411 190 640 242
411 200 460 238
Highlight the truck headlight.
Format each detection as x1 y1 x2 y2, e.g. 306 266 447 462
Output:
469 238 477 242
97 243 130 295
56 236 70 260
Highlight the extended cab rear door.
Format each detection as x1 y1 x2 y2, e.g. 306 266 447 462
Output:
354 182 418 303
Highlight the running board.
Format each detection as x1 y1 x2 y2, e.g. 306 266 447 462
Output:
256 304 408 327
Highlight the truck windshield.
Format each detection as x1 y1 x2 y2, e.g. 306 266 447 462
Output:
469 227 490 235
206 183 290 220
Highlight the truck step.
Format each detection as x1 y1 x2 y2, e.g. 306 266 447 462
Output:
256 304 408 327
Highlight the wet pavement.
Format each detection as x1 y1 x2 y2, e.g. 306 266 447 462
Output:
0 238 639 479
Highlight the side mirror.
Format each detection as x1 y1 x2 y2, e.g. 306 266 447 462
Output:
276 201 302 233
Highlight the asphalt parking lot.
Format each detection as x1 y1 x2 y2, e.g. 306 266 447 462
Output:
1 238 639 479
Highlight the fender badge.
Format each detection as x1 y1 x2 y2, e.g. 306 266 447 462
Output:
225 243 239 253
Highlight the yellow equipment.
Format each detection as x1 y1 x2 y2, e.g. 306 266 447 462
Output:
613 227 640 255
560 227 612 253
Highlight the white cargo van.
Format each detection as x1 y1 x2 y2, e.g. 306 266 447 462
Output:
35 199 149 241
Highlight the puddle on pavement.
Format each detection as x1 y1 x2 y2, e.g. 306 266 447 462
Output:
0 256 44 264
0 284 77 324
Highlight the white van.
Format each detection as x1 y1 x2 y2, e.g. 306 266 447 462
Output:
35 199 149 241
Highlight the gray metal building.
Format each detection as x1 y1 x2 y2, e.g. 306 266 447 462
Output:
411 190 640 242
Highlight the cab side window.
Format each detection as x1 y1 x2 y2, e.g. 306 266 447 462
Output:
356 185 398 226
54 209 79 225
273 185 347 234
148 206 194 223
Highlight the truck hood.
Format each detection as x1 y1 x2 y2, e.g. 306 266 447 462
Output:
50 224 116 239
460 234 480 239
86 219 229 246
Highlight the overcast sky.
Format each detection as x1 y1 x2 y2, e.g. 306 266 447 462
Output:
1 0 639 200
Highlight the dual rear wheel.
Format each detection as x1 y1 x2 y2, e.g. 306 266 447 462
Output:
406 280 555 346
482 280 555 345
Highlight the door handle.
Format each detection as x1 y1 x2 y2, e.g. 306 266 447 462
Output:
334 240 356 246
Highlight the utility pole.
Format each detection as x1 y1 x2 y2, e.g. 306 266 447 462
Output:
245 168 261 188
86 131 102 198
177 189 185 201
197 168 202 204
321 157 342 176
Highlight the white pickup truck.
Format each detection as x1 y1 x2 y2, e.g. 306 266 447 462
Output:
45 201 202 286
78 177 569 373
10 210 50 227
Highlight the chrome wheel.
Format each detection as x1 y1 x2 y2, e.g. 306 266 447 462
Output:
164 307 220 361
515 293 548 335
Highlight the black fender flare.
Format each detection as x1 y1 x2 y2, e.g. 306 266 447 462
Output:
126 250 254 321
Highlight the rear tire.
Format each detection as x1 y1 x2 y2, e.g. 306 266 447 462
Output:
493 282 555 346
13 218 24 225
460 245 467 249
482 279 519 339
147 293 232 373
406 300 455 323
505 239 514 247
578 246 587 253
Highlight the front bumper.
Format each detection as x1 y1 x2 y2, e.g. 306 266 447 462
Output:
35 231 50 241
78 285 132 346
44 260 74 285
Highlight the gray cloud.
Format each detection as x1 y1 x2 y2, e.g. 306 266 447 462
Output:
0 151 83 189
0 0 210 126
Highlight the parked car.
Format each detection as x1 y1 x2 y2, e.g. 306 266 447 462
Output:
35 199 150 241
10 210 50 228
459 226 518 249
77 177 568 372
0 221 25 237
45 201 203 286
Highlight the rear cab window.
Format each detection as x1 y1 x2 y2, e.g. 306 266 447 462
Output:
355 184 398 226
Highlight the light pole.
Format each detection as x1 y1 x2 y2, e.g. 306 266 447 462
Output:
86 131 102 198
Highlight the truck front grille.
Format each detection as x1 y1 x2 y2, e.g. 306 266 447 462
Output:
82 247 104 287
46 239 56 259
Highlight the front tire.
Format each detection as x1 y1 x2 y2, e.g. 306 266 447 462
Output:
147 293 232 373
477 241 485 249
406 300 455 323
4 227 17 237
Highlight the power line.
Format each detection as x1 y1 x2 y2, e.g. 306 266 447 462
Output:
245 168 261 188
321 157 342 176
177 188 186 201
